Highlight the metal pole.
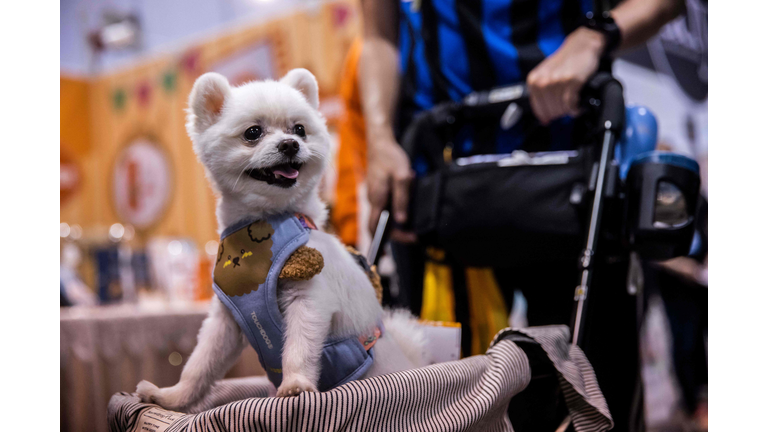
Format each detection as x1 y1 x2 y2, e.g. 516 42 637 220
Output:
572 124 617 346
367 210 391 265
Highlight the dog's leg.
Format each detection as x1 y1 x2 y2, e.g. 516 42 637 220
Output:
276 285 331 397
136 297 246 410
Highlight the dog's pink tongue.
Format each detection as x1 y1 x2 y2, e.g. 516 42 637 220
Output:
273 167 299 179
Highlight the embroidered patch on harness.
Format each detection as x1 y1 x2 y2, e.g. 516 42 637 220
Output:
279 246 324 280
214 220 275 297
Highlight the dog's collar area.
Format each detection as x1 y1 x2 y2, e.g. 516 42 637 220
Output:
245 161 303 188
294 213 317 230
359 326 382 351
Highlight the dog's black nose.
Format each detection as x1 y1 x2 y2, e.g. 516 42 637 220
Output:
278 139 300 157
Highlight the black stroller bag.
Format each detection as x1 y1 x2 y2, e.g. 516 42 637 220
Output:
403 101 598 269
410 151 595 268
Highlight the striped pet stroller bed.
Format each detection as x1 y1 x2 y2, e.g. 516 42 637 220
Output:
108 326 612 432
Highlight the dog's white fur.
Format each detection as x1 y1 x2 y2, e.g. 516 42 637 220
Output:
136 69 427 409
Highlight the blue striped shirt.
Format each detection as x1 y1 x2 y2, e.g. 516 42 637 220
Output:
398 0 593 157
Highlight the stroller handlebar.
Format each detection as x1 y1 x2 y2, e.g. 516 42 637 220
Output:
580 72 625 132
460 72 624 131
400 73 625 169
463 83 528 107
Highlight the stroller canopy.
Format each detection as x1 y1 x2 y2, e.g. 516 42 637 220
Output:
108 326 612 432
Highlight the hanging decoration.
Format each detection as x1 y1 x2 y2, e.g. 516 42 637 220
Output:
161 69 177 94
180 48 202 77
136 80 152 107
112 88 127 112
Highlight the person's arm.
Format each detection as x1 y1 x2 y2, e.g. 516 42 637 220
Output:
358 0 415 236
527 0 686 125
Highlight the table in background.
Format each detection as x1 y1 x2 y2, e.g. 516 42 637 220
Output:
60 302 265 432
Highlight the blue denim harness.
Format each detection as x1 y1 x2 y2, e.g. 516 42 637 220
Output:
212 213 376 391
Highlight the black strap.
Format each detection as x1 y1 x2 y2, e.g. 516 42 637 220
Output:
456 0 499 154
510 0 547 77
449 259 472 357
397 9 421 137
509 0 552 151
455 0 496 91
560 0 585 35
420 0 453 104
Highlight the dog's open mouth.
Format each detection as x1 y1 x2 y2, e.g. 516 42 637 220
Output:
245 162 303 188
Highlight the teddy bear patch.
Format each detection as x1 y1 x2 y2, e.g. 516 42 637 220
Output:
214 221 275 297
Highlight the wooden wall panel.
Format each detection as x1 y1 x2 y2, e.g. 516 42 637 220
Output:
61 76 92 156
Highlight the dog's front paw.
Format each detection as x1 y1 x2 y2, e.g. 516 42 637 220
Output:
276 375 318 397
136 380 161 404
136 380 193 411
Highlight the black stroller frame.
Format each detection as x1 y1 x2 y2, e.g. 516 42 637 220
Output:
368 72 626 349
568 74 625 346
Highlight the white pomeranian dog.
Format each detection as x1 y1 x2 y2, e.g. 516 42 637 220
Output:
136 69 427 410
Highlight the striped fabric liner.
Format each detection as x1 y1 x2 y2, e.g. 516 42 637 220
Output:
108 326 611 432
492 326 614 432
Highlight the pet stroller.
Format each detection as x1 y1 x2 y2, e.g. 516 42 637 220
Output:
107 74 700 432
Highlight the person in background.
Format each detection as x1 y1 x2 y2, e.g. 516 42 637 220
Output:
333 38 370 250
646 140 707 430
355 0 686 431
645 204 707 430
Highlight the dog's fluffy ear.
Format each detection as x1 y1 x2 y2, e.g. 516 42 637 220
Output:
188 73 230 134
280 68 319 110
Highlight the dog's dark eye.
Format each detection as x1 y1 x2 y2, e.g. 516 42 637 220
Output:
244 126 262 142
293 124 306 138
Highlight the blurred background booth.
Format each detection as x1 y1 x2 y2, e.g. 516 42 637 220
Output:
60 2 357 431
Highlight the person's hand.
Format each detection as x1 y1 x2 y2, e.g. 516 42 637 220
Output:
527 27 606 125
366 136 417 242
